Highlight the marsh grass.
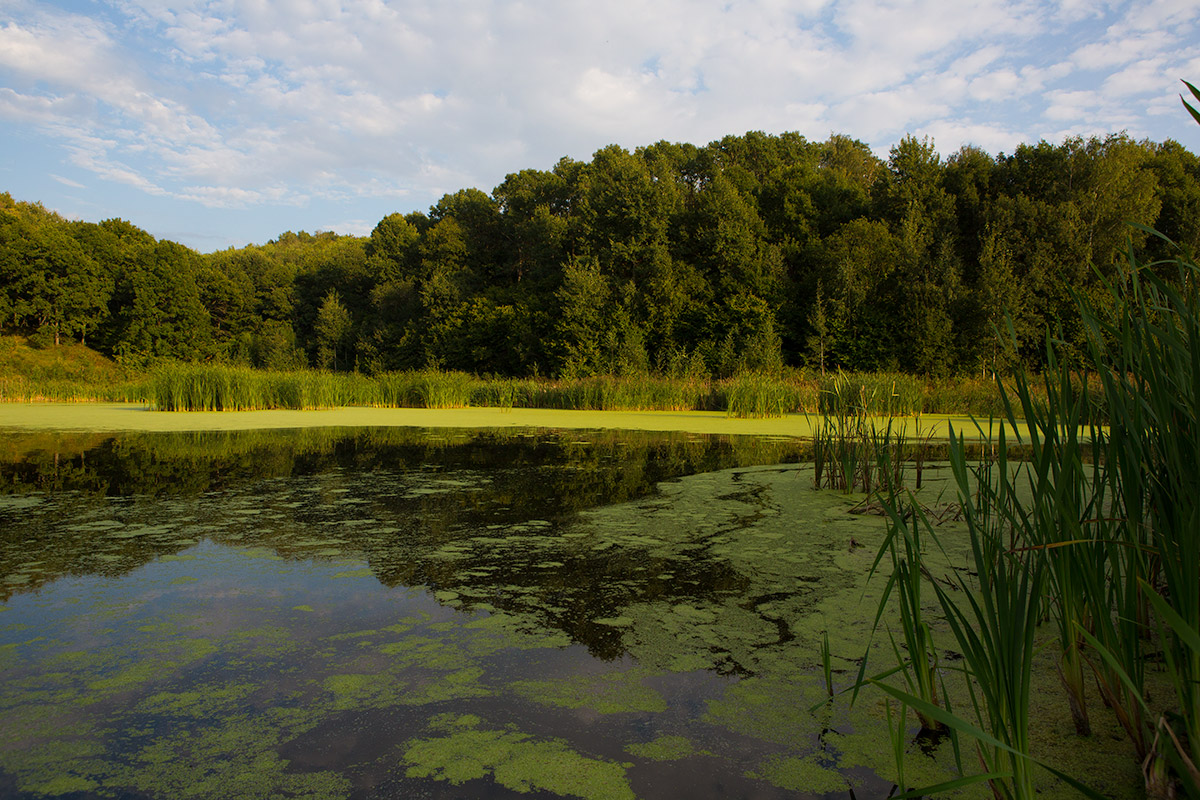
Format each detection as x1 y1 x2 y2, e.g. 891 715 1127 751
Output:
151 364 384 410
872 504 943 733
6 340 1034 418
868 234 1200 798
723 372 794 417
0 375 152 403
810 382 927 495
1080 234 1200 795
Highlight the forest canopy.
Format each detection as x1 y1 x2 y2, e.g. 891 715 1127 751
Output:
3 130 1197 379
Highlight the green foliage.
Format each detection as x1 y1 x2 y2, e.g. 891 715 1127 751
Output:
314 289 352 370
2 129 1197 383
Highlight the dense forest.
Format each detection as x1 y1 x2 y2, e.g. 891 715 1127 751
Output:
3 131 1198 379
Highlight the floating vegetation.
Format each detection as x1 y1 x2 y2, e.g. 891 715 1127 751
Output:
403 715 637 800
0 426 1150 799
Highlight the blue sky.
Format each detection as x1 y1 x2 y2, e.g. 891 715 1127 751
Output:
2 0 1199 252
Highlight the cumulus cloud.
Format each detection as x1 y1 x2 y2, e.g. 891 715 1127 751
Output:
1 0 1199 247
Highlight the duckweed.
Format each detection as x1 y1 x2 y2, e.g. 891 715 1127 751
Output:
624 735 699 761
403 716 636 800
0 426 1145 799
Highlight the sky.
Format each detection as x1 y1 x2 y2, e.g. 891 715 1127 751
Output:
2 0 1199 253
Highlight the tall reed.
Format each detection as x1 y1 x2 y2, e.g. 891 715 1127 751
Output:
873 425 1063 800
724 372 791 418
871 500 943 732
870 235 1200 798
1000 350 1106 737
1080 236 1200 795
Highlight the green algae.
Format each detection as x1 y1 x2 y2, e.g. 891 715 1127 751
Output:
104 715 352 800
136 683 259 718
624 735 700 761
0 426 1139 799
460 609 574 649
748 753 845 793
703 675 834 748
0 401 1015 442
88 661 166 694
29 774 100 794
323 673 406 711
403 716 636 800
332 567 373 579
401 666 490 705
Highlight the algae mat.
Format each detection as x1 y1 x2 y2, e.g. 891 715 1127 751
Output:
0 402 1022 440
0 427 1138 799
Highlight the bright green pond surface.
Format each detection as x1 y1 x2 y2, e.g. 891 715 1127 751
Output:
0 426 1136 799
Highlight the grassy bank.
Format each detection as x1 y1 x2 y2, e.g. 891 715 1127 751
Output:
0 336 151 402
1 335 1037 417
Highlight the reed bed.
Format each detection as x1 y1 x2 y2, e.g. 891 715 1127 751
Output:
152 364 371 411
863 235 1200 798
10 357 1057 417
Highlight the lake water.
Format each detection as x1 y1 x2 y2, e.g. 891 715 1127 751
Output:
0 426 959 799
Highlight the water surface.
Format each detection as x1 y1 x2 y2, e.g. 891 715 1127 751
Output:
0 426 969 799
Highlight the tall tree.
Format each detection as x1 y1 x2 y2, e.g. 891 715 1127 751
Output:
315 289 352 371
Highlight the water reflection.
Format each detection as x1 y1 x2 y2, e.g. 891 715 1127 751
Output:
1 428 799 605
0 426 924 800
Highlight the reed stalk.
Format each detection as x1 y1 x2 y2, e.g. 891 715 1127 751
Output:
872 502 942 733
1079 236 1200 795
999 351 1102 737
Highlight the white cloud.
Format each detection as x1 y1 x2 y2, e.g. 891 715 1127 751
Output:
1044 88 1105 121
2 0 1198 249
1052 0 1119 22
968 69 1025 102
1120 0 1200 31
51 174 86 189
1072 32 1172 70
917 119 1028 155
1102 58 1171 97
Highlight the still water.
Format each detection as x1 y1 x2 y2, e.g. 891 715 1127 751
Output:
0 426 936 799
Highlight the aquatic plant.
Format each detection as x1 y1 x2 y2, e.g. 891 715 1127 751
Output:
871 430 1058 800
869 228 1200 798
724 372 792 418
810 386 918 495
1080 232 1200 795
818 371 923 417
872 501 943 733
11 342 1044 420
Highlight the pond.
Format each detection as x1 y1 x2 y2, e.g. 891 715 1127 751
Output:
0 425 1135 799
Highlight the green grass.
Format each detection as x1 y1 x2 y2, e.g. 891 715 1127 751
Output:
0 336 152 402
2 335 1062 417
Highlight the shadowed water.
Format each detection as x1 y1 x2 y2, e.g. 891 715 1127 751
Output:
0 426 960 799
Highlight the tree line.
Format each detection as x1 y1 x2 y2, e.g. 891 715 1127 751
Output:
3 130 1197 378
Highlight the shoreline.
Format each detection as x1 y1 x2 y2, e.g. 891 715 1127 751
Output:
0 401 1022 440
